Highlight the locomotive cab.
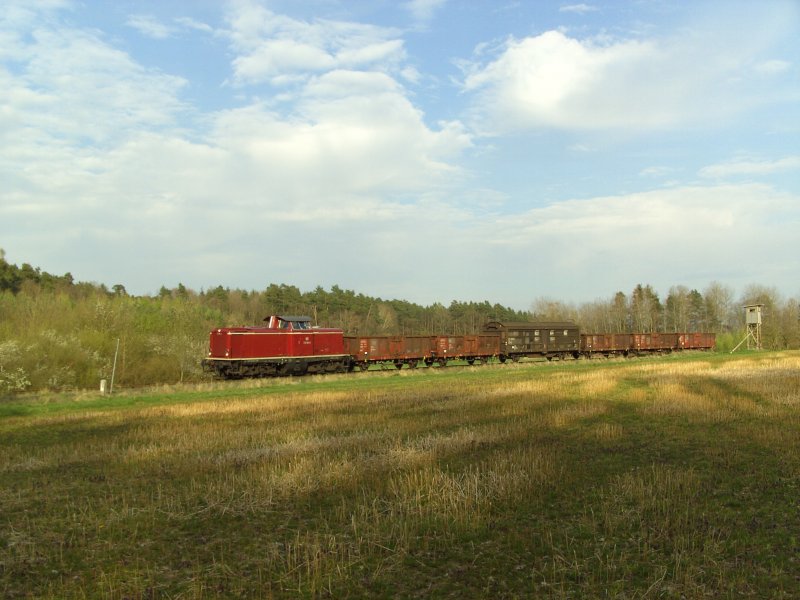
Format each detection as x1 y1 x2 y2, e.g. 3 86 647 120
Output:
264 315 311 330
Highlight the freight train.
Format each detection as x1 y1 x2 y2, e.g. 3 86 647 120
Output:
201 315 715 379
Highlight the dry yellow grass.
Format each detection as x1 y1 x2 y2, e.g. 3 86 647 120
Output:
3 351 800 598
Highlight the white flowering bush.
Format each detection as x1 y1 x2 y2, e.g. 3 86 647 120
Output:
0 340 30 393
25 330 112 391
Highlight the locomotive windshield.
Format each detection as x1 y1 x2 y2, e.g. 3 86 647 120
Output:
264 315 313 329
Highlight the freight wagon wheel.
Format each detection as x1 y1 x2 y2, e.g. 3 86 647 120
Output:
424 358 434 367
437 358 447 367
467 358 475 365
359 362 369 371
408 361 418 369
394 361 404 370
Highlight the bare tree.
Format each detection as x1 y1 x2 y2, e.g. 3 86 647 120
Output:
665 285 690 331
530 297 578 321
630 284 662 333
703 281 735 333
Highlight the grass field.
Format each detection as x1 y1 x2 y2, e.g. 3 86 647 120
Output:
2 351 800 598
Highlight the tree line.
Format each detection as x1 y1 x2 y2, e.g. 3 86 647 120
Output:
0 251 797 393
531 282 799 353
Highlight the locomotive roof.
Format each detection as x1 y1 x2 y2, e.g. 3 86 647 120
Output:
262 315 312 323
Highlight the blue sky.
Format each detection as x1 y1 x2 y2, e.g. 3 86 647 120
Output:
1 0 798 310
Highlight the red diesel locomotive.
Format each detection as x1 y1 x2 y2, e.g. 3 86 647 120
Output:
202 315 716 379
204 315 351 378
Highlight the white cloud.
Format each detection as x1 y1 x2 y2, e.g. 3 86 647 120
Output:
336 39 405 68
175 16 213 34
233 38 336 82
209 70 471 205
559 4 598 14
471 183 800 304
699 156 800 179
1 25 186 148
405 0 447 25
400 65 421 84
225 1 406 86
0 16 189 236
126 14 175 39
0 0 71 35
755 59 791 75
462 8 798 134
462 31 663 131
639 166 678 179
127 14 215 38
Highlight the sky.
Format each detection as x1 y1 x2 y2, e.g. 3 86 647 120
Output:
1 0 798 310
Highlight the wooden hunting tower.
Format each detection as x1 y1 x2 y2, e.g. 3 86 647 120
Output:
731 304 764 353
